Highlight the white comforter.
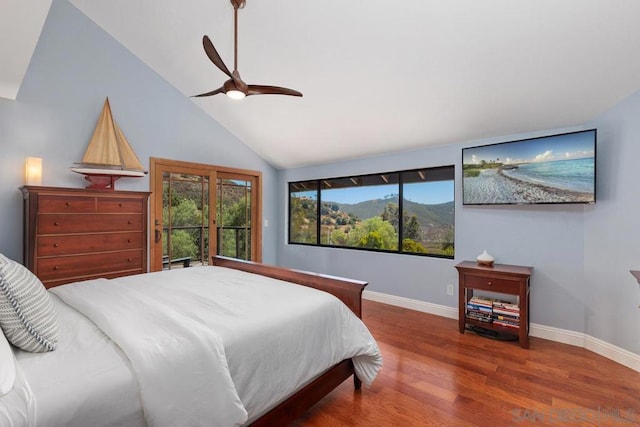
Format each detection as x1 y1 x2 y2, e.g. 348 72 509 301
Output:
50 266 382 427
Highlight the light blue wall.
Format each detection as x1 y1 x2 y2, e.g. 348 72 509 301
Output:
584 91 640 354
278 108 640 354
0 0 278 263
278 128 589 331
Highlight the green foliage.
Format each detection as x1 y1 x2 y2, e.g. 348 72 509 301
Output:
441 230 454 251
463 160 502 177
404 214 421 241
171 198 203 226
402 238 428 253
348 217 397 250
221 197 248 227
164 230 198 259
290 196 317 243
358 231 385 249
380 203 400 230
441 245 455 256
330 228 349 246
217 182 253 260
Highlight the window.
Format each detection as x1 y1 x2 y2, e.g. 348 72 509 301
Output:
288 165 455 258
289 181 318 244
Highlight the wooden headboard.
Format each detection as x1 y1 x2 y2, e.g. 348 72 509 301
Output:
211 256 368 318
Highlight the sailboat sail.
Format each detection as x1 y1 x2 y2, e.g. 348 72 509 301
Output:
71 97 147 189
78 98 145 171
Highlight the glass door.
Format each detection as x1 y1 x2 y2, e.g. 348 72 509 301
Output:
217 173 254 261
161 171 211 269
150 158 262 271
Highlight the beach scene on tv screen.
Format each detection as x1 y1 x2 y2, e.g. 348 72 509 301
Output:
463 131 596 204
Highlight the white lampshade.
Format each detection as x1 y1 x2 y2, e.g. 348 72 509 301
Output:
25 157 42 185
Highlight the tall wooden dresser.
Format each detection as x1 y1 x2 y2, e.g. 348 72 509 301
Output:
21 186 150 288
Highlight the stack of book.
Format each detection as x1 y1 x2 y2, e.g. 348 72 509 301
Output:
492 299 520 329
466 296 493 323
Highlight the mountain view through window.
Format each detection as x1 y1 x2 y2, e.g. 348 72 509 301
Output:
289 166 454 258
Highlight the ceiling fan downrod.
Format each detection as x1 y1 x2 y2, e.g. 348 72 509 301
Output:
192 0 302 99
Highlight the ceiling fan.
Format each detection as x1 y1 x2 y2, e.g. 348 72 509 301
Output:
194 0 302 100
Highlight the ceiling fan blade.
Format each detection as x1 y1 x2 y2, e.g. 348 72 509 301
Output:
202 35 232 78
192 87 225 97
247 85 303 97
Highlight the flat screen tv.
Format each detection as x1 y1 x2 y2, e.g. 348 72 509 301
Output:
462 129 596 205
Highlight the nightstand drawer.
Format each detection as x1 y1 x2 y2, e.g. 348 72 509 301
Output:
37 250 143 281
464 274 518 293
38 213 143 234
37 232 143 256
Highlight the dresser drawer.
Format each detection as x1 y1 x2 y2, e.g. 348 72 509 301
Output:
463 274 519 293
97 198 144 213
37 250 143 281
38 214 143 234
37 195 95 213
37 232 143 256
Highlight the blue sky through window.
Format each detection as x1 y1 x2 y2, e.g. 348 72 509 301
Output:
321 181 453 205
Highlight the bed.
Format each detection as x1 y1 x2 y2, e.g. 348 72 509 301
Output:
0 255 382 427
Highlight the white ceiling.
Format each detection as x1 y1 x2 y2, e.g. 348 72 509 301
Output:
5 1 640 169
0 0 51 100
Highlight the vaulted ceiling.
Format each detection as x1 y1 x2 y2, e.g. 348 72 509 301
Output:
4 0 640 168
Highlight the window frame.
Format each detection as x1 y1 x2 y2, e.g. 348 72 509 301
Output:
288 165 455 259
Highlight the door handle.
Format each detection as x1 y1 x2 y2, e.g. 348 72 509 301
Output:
155 229 161 243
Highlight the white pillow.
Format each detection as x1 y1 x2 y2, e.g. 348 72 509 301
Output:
0 254 59 352
0 329 15 396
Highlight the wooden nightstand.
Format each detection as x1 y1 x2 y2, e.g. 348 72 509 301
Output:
455 261 533 348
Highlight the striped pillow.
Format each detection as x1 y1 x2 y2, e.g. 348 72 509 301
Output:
0 254 58 352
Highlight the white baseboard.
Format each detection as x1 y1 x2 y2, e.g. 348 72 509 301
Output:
363 290 640 373
363 290 458 320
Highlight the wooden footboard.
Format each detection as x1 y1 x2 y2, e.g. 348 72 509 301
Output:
211 256 368 318
250 359 358 427
211 256 367 425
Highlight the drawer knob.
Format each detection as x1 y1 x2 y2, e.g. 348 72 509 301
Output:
128 220 132 225
65 202 71 207
54 221 60 226
119 203 123 207
487 281 493 286
53 266 59 271
53 243 59 248
127 258 133 262
127 239 132 243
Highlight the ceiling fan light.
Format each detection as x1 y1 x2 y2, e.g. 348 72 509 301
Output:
226 90 246 100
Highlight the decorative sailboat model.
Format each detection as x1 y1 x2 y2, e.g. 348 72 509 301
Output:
70 98 147 190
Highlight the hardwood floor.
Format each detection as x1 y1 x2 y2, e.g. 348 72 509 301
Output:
294 300 640 426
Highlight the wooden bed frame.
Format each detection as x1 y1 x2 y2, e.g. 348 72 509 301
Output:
211 255 367 426
35 252 368 426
